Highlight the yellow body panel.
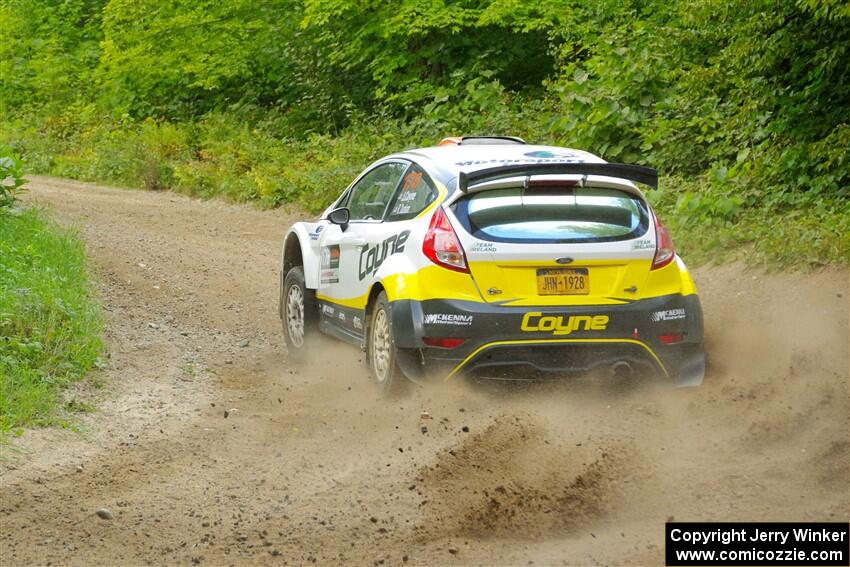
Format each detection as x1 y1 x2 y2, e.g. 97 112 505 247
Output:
316 265 482 309
458 258 695 306
315 292 369 309
317 257 696 310
467 259 652 306
382 265 482 303
678 259 698 295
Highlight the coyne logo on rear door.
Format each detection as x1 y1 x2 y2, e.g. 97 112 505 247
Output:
358 231 410 281
520 312 609 336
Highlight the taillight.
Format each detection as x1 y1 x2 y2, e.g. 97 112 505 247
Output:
422 207 469 273
651 212 676 270
422 337 466 348
658 333 685 345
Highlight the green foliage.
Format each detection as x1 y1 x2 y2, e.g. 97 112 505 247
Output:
0 0 106 115
798 0 850 20
551 10 673 163
0 147 27 208
0 209 103 434
100 0 305 119
548 0 850 214
302 0 560 108
0 0 847 266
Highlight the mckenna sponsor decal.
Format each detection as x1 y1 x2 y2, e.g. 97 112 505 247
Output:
651 308 686 322
424 313 473 326
520 312 609 336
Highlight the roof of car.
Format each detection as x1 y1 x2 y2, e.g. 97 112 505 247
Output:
397 143 606 184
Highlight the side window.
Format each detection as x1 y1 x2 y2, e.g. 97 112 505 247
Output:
385 164 437 222
347 162 407 221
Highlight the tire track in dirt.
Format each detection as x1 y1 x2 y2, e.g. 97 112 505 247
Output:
413 414 629 540
1 176 847 566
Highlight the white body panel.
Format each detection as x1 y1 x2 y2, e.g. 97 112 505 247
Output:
283 222 322 289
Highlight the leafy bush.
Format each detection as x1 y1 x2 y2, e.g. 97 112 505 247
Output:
548 0 850 212
0 147 26 208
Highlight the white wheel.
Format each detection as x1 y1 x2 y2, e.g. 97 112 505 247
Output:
371 306 392 382
285 284 305 348
367 291 406 395
281 266 316 360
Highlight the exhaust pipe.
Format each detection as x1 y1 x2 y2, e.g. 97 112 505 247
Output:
611 361 634 379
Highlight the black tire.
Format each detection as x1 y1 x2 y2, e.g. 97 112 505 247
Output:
367 291 407 396
281 266 317 361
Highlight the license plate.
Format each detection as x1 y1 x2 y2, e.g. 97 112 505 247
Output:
536 268 589 295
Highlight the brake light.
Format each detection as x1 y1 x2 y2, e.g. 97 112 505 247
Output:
651 212 676 270
422 337 466 348
658 333 685 345
422 207 469 273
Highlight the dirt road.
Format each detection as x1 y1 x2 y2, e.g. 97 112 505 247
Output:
2 176 848 566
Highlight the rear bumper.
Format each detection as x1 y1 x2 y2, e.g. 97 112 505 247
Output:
390 293 705 386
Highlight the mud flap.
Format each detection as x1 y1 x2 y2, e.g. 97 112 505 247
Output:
389 299 425 348
674 346 706 387
395 347 425 383
675 295 705 387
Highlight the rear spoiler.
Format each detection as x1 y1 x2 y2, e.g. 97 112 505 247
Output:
457 162 658 192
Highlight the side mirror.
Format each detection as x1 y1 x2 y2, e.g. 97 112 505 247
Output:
327 207 350 232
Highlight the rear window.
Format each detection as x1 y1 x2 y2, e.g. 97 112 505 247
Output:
452 186 649 243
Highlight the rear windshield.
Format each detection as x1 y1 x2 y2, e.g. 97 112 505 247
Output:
452 186 649 243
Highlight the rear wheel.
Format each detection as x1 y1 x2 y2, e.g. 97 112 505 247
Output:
281 266 317 361
368 291 406 396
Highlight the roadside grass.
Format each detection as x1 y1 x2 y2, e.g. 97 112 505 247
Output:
0 207 103 438
664 207 850 267
649 179 850 267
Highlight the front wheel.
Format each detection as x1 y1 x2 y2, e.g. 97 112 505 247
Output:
368 291 407 396
281 266 317 361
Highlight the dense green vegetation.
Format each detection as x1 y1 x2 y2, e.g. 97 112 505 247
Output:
0 149 103 436
0 147 26 208
1 0 848 264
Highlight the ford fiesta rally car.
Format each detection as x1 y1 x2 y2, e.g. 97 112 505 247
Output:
279 136 705 393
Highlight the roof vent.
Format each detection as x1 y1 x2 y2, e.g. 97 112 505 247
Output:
438 136 526 146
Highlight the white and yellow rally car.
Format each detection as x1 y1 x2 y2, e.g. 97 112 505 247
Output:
280 136 705 393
